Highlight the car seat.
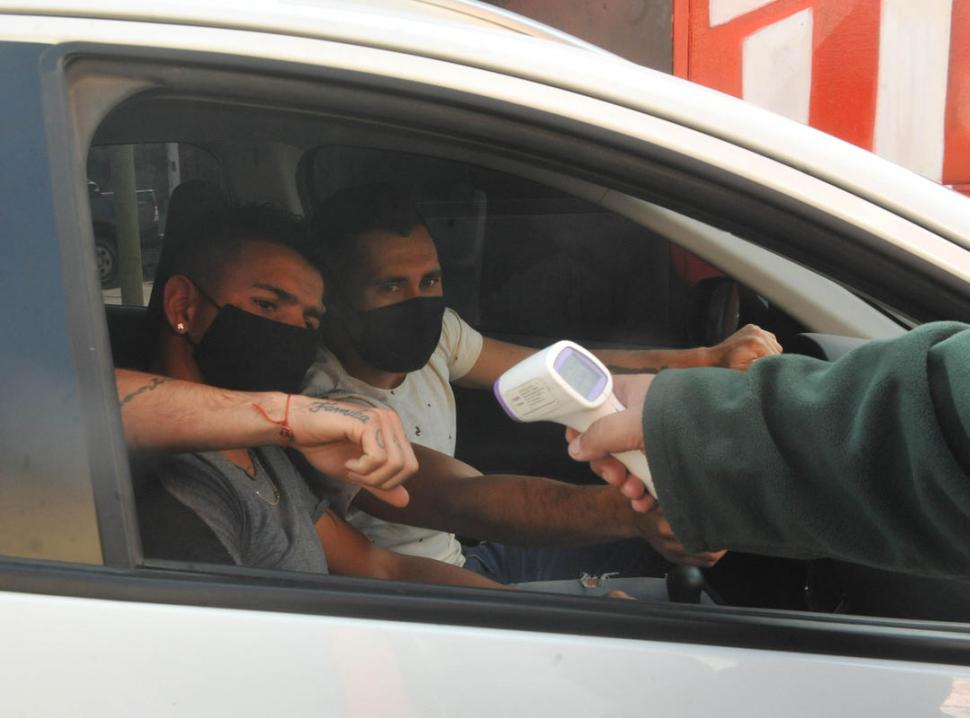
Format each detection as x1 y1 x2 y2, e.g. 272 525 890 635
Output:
687 276 740 347
105 179 230 370
146 179 231 319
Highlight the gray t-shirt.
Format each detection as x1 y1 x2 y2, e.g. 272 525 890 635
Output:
157 447 333 574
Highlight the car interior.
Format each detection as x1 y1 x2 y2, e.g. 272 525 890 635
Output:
78 55 970 623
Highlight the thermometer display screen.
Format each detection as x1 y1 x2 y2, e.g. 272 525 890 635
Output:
554 348 607 400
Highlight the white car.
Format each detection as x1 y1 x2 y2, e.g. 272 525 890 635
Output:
1 1 968 716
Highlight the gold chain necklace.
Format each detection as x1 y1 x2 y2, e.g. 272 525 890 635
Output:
234 451 280 507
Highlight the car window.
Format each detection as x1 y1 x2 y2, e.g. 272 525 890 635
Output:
89 143 224 305
85 62 967 634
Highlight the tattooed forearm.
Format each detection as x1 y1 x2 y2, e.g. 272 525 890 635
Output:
607 365 668 375
308 401 371 423
119 377 170 408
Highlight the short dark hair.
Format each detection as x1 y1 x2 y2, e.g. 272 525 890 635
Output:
168 203 319 290
144 201 318 363
310 183 424 297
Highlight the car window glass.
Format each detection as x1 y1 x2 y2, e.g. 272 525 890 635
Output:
89 143 223 305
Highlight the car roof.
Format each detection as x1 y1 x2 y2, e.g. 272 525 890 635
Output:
3 0 970 250
0 0 615 54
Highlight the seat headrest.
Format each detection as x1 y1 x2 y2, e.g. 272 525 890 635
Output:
688 277 740 346
105 304 154 370
147 180 230 318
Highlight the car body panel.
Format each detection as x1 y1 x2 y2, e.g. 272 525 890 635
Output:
3 14 968 290
4 0 970 248
0 41 104 566
3 589 970 717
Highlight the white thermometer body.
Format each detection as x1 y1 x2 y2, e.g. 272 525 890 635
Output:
493 340 656 497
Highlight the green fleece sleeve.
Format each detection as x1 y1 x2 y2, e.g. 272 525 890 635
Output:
642 322 970 577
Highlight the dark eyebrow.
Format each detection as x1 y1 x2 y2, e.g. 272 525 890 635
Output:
423 269 443 279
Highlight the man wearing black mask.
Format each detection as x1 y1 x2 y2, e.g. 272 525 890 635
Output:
304 184 780 582
136 203 506 588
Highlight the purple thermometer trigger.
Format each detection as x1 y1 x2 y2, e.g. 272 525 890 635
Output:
493 378 523 422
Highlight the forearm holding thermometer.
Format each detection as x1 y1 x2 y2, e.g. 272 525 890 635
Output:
493 340 657 497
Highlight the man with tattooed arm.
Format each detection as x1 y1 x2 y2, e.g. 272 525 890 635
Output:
126 204 503 586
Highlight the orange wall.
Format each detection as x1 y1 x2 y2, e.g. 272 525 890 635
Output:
674 0 970 193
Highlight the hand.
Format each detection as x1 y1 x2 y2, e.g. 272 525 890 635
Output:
289 396 418 507
591 374 654 511
631 505 725 567
612 373 655 409
707 324 782 371
567 422 724 567
567 393 652 512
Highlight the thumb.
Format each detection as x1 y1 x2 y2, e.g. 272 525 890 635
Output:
568 408 643 461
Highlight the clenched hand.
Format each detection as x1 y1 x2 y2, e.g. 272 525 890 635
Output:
707 324 782 370
289 396 418 507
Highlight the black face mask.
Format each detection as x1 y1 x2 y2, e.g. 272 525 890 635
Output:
191 290 320 394
337 296 445 374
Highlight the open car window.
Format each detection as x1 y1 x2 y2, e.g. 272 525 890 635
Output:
74 51 968 635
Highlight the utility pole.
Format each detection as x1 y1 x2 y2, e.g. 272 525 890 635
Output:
165 142 181 214
108 145 143 305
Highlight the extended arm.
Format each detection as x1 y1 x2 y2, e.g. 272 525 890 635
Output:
456 324 782 389
351 445 722 566
117 368 416 505
569 323 970 577
595 323 782 373
315 510 508 589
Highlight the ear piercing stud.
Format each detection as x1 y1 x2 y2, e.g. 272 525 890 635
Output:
176 322 187 334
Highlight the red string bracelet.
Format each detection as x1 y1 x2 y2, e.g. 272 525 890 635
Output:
252 394 295 445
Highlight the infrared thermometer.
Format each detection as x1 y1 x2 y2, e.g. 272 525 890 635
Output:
493 340 657 497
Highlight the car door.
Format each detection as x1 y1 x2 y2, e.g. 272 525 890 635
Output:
2 9 970 717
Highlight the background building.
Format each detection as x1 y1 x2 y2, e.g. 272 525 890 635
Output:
488 0 970 196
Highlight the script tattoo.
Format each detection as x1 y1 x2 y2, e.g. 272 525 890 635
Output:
119 377 170 408
308 401 371 423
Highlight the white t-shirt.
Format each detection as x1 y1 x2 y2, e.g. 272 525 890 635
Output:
302 308 484 565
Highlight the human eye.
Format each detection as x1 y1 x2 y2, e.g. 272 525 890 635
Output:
377 282 401 295
252 297 278 313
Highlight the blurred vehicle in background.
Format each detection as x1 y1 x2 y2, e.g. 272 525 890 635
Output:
87 180 160 286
